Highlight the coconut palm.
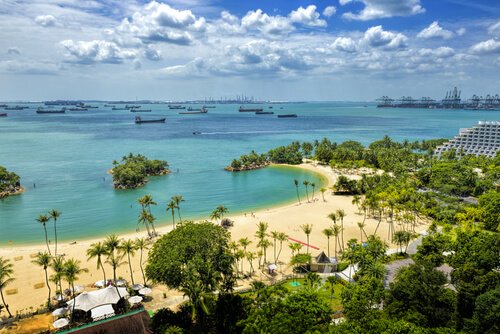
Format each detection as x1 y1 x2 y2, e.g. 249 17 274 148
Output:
258 239 272 265
210 205 228 224
327 212 337 225
293 179 301 204
135 238 149 286
104 235 123 285
311 182 316 201
320 187 327 202
105 253 126 288
246 251 256 276
36 214 51 255
270 231 280 263
139 194 157 235
167 200 177 229
303 180 310 202
50 256 64 298
322 228 334 257
300 224 313 255
48 209 61 256
331 224 341 258
352 195 362 214
357 222 368 243
238 237 251 253
32 252 52 308
171 195 185 221
87 241 108 285
288 242 302 258
138 209 152 237
63 259 88 321
275 232 288 264
0 257 15 317
119 239 138 285
336 209 346 251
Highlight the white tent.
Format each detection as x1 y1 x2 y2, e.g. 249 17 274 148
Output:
67 287 128 312
115 279 127 287
53 318 69 329
95 280 106 288
91 304 115 321
52 307 68 317
67 292 99 312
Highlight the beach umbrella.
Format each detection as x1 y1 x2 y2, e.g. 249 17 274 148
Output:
73 285 85 293
52 307 68 316
53 294 66 301
138 287 152 295
132 284 144 291
94 286 129 305
67 292 99 312
128 296 143 305
115 279 127 287
53 318 69 329
95 280 106 288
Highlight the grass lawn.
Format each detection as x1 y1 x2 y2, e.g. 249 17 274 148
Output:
279 278 345 311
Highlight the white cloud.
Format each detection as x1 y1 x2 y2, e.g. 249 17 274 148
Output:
60 40 138 64
456 28 466 36
331 37 357 52
342 0 425 21
7 47 21 55
417 21 454 40
339 0 352 5
35 14 57 27
470 39 500 55
323 6 336 17
363 26 408 49
289 5 327 27
488 21 500 37
241 9 294 35
418 47 455 58
143 47 162 61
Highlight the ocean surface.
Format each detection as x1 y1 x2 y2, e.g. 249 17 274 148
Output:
0 102 498 245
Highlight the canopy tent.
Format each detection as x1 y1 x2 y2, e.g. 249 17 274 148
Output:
128 296 143 305
67 287 129 312
53 318 69 329
52 307 68 317
95 280 107 288
67 292 98 312
91 304 115 321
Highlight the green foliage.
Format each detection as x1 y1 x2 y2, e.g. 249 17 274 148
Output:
384 262 457 328
414 232 451 267
0 165 21 196
111 153 169 189
341 276 385 324
478 190 500 231
470 286 500 334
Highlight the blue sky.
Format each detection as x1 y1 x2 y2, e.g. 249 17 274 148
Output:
0 0 498 101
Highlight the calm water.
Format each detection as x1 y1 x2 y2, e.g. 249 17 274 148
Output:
0 102 498 244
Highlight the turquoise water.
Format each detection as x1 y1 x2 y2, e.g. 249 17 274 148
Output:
0 102 498 245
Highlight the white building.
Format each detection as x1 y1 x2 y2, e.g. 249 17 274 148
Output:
434 121 500 158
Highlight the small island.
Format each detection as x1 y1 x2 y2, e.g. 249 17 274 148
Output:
0 165 23 199
110 153 170 189
225 142 303 171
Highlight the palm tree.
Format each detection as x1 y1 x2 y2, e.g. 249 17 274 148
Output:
357 222 368 243
303 180 310 202
246 251 256 276
32 252 52 308
63 259 88 321
0 257 15 317
327 212 337 225
275 232 288 264
104 235 123 286
293 179 301 204
270 231 280 263
352 195 361 214
336 209 346 252
87 241 108 285
167 200 177 229
331 224 341 258
138 209 152 237
238 237 251 253
322 228 334 257
50 256 64 298
140 195 157 235
210 205 228 224
172 195 185 221
36 214 51 255
300 224 313 255
135 238 149 286
288 242 302 258
48 209 61 256
119 239 138 285
258 239 272 265
320 187 327 202
311 182 316 201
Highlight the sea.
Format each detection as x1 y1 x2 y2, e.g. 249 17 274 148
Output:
0 102 498 245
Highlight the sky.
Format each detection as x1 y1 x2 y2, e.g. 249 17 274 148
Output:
0 0 499 101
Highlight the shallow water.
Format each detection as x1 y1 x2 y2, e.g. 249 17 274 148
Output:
0 102 498 244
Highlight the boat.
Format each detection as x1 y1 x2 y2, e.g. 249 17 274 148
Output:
5 106 24 110
239 106 263 112
126 105 141 109
0 113 7 117
204 105 216 108
112 107 128 110
36 107 66 114
69 108 87 111
0 104 7 108
135 116 165 124
255 111 274 115
168 105 186 110
192 131 202 135
277 114 297 118
104 104 116 107
179 108 208 115
130 109 151 112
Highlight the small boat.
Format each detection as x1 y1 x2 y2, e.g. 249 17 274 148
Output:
277 114 297 118
192 131 202 135
0 113 7 117
239 106 263 112
179 108 208 115
5 106 24 110
126 105 141 109
104 104 116 107
135 116 165 124
0 104 7 108
112 107 128 110
269 106 273 109
255 111 274 115
204 105 216 108
69 108 87 111
130 109 151 112
187 107 202 112
168 105 186 110
36 107 66 114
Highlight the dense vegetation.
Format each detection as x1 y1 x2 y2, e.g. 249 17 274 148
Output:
227 142 303 171
0 165 22 198
111 153 170 189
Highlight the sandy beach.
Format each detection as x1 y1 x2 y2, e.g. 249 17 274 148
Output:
0 163 427 322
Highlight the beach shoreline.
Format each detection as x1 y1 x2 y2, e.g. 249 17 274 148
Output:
0 162 427 317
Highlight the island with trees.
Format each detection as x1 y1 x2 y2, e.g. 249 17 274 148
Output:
110 153 170 189
225 142 303 171
0 165 22 199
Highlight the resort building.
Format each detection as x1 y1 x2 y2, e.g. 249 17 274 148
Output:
434 121 500 158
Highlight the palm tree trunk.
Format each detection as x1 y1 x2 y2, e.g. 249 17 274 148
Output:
1 288 12 317
273 240 277 264
43 226 51 256
54 219 58 257
44 268 51 309
295 187 301 203
71 282 76 322
374 218 382 236
171 211 175 229
327 237 330 257
341 220 344 252
139 249 146 286
101 263 107 285
177 209 182 222
127 253 135 285
277 242 283 263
